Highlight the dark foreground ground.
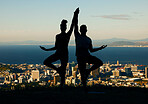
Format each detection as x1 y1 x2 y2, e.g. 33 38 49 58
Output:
0 85 148 104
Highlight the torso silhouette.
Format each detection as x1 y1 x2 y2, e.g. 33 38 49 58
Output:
55 32 71 56
75 34 91 57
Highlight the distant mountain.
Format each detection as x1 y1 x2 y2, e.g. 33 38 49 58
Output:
0 38 148 46
108 41 135 46
135 41 148 46
132 38 148 42
92 38 148 46
0 40 54 45
92 38 129 46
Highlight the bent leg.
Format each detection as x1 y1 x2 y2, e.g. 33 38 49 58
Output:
87 55 103 71
43 54 59 70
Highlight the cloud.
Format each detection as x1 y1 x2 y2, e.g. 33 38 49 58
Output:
92 15 131 20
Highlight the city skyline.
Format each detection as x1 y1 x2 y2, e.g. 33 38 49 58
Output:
0 61 148 89
0 0 148 42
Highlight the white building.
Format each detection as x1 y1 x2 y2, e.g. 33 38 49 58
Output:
145 67 148 78
131 65 138 71
32 70 40 81
112 69 121 77
18 77 23 83
28 77 33 83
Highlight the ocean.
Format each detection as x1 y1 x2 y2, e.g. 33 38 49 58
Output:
0 45 148 65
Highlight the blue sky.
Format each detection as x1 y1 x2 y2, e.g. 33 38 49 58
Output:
0 0 148 42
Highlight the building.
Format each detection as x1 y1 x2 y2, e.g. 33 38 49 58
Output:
125 67 132 77
53 75 60 85
32 70 40 81
145 67 148 78
72 71 77 78
0 77 5 84
18 77 23 83
112 69 121 77
117 60 119 66
131 65 138 71
92 68 99 78
69 61 76 70
47 69 50 75
72 67 78 78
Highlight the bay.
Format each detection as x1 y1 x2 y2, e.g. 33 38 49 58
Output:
0 45 148 65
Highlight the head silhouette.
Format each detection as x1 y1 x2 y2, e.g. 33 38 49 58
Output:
60 19 67 33
80 25 87 35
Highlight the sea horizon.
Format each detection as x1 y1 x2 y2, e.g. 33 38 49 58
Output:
0 45 148 65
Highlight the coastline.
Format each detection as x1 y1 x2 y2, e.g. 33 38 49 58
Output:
108 45 148 47
1 44 148 47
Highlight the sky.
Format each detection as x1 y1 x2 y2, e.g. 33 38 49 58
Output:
0 0 148 42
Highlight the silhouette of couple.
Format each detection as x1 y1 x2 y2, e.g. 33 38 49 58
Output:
40 8 107 88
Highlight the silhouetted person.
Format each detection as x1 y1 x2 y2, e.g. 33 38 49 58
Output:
74 8 107 89
40 8 79 87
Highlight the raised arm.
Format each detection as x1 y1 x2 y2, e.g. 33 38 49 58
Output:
89 41 107 53
74 8 80 36
67 8 79 35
